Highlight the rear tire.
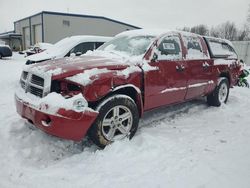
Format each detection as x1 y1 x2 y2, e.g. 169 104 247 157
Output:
207 78 229 107
88 94 139 148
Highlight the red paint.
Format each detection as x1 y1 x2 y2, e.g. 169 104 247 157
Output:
15 95 98 141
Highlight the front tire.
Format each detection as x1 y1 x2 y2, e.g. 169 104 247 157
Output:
207 78 229 107
88 94 139 148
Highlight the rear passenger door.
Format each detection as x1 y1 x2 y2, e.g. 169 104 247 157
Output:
182 35 214 100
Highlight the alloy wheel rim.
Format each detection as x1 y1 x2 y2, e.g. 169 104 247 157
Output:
219 82 228 103
101 105 133 141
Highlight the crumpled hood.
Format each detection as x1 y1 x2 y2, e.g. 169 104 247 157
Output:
24 55 140 80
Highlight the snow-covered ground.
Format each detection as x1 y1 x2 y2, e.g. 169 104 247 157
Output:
0 53 250 188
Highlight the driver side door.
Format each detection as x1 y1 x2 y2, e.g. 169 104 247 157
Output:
143 34 188 110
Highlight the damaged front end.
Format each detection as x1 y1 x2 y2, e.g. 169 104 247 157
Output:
15 70 98 141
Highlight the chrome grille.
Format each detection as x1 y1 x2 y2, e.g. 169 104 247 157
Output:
29 86 43 98
19 71 50 98
30 74 44 87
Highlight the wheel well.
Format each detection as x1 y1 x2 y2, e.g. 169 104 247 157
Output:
89 86 143 116
219 72 231 86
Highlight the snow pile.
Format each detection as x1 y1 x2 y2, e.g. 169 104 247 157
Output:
0 53 250 188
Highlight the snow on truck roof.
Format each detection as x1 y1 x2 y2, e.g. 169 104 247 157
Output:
116 29 204 38
204 36 234 47
116 29 170 37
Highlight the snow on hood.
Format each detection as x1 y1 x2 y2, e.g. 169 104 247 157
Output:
23 55 141 80
26 47 60 61
66 65 141 86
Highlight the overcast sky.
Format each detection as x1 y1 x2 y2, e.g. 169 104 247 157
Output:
0 0 249 33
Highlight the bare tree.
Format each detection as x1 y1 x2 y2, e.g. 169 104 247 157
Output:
247 4 250 24
210 27 220 38
190 24 209 35
237 24 249 41
179 27 191 32
210 21 237 40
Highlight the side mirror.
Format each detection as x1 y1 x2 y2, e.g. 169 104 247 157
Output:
151 52 158 62
240 59 244 64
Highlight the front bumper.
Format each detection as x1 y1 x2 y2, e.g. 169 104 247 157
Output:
15 94 98 142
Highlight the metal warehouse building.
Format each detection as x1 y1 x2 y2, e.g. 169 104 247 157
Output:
13 11 140 50
232 41 250 65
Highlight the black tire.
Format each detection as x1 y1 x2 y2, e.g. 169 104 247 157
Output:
0 53 2 59
88 94 139 148
207 78 229 107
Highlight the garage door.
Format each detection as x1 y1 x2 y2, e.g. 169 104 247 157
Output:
33 24 42 44
23 27 30 49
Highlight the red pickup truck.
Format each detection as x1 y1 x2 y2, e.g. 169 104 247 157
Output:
15 29 241 148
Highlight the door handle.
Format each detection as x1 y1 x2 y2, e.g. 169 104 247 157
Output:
202 62 210 69
176 65 185 72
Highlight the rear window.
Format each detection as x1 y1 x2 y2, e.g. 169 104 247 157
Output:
206 40 237 59
182 35 209 60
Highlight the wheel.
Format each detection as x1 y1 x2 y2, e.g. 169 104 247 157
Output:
88 94 139 148
207 78 229 107
0 53 2 59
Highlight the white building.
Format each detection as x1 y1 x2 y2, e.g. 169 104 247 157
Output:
13 11 140 50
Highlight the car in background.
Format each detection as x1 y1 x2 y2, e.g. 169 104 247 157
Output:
25 43 53 56
25 35 111 65
0 44 12 59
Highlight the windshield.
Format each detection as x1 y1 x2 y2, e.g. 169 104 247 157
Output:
98 35 155 57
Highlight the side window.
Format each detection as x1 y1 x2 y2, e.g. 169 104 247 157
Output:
70 42 95 55
157 35 182 60
208 40 237 59
183 36 208 60
95 42 104 49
